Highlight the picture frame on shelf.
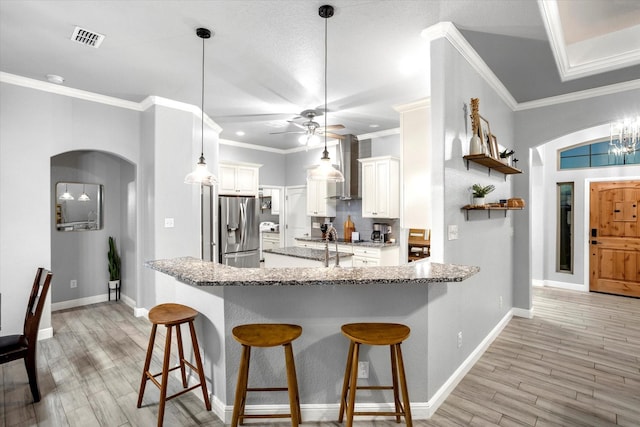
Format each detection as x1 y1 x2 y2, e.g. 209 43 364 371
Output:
490 134 499 159
478 115 491 155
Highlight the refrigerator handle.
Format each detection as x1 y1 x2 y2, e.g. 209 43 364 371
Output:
240 202 245 247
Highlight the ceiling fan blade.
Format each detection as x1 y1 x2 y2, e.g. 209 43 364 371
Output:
324 124 345 131
269 130 306 135
287 121 307 130
323 132 346 139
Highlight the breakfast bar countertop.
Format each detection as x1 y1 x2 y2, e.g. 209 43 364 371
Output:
146 256 479 287
264 246 353 261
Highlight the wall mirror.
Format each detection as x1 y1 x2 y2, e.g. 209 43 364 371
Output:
55 182 103 231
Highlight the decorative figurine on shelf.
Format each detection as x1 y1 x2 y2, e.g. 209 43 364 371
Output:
499 148 515 165
469 98 483 155
471 183 495 206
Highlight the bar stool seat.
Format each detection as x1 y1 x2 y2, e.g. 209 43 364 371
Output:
231 323 302 427
137 303 211 427
339 322 412 427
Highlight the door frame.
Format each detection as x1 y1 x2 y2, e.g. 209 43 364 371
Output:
284 185 308 247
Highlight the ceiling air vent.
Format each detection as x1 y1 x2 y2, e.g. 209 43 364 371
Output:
70 26 105 48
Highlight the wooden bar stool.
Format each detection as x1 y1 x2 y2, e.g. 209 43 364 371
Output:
137 303 211 427
338 323 412 427
231 323 302 427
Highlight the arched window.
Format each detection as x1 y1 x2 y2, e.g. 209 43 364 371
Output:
559 139 640 169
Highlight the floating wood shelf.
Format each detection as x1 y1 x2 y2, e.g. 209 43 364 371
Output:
464 154 522 178
462 205 524 220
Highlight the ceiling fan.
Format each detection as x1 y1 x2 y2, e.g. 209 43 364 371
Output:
270 109 345 145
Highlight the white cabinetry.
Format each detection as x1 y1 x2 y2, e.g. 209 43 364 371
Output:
358 156 400 218
295 240 326 250
262 233 280 251
219 162 260 196
306 180 336 217
352 246 400 267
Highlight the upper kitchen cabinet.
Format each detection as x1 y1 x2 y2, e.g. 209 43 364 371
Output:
306 180 336 217
359 156 400 218
218 162 261 196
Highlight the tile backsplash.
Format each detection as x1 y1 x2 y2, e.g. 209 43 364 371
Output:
310 199 399 241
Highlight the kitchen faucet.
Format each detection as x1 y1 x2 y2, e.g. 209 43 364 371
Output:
324 225 340 268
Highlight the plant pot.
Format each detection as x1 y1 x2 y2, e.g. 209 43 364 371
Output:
108 279 120 290
473 197 486 206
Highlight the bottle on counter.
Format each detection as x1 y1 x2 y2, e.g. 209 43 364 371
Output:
343 215 355 242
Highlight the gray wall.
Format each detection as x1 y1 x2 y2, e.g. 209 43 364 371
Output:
427 38 516 397
51 151 135 303
0 83 141 334
513 88 640 310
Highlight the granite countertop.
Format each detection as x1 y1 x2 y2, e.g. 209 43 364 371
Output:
295 236 399 248
264 246 353 261
146 256 479 287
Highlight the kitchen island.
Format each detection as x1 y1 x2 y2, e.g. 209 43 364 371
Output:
146 257 479 423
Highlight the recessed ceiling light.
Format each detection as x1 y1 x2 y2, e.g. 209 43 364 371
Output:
46 74 65 84
235 131 245 136
369 124 380 128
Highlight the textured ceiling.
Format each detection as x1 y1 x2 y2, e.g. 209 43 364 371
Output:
0 0 638 150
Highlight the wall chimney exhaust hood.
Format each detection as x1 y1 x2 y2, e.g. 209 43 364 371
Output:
331 135 371 200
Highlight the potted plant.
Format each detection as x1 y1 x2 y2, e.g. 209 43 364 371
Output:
499 149 515 165
471 184 495 206
108 236 121 291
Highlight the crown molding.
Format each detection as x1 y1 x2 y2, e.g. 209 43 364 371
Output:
538 0 640 82
515 78 640 111
0 71 143 111
421 22 518 110
0 72 223 134
357 127 401 140
393 98 430 114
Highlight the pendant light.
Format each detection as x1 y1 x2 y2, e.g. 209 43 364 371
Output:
78 184 91 201
185 27 217 186
59 184 74 201
307 5 345 183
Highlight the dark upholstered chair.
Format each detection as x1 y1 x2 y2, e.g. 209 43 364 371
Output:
0 268 53 402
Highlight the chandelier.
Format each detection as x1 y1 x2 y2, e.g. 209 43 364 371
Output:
609 117 640 157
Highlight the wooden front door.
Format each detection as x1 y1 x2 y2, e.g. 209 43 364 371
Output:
590 181 640 297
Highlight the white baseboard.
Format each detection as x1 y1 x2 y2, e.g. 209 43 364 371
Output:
542 280 588 292
203 310 512 422
134 307 149 318
37 327 53 341
423 309 514 417
532 279 544 287
512 307 534 318
51 293 110 311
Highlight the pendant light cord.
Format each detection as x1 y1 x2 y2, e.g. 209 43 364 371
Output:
200 34 205 160
323 12 328 156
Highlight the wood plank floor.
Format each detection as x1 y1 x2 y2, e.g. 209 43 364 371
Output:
2 286 639 426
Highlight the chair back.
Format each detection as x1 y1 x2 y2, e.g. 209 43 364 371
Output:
23 268 53 342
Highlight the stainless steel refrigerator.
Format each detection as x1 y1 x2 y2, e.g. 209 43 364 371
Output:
218 196 260 268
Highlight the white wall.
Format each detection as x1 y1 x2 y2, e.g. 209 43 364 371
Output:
532 124 640 291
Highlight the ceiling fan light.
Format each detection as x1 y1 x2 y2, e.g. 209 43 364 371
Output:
298 134 308 145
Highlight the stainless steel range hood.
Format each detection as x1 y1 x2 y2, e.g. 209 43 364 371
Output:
332 135 371 200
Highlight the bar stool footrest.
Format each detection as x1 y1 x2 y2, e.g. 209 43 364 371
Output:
246 387 289 392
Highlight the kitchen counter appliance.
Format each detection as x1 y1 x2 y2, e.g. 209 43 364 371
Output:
219 196 259 268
